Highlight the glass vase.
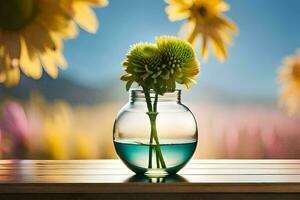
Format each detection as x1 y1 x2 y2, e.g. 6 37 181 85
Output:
113 89 197 176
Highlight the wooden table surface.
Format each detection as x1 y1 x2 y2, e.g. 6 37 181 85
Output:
0 159 300 199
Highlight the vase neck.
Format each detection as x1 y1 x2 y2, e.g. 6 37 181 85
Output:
129 89 181 103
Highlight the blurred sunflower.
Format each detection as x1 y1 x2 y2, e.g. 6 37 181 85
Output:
278 49 300 115
165 0 238 62
0 0 108 87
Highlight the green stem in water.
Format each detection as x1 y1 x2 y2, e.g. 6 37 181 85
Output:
143 87 166 169
153 94 160 168
148 133 153 169
143 87 154 169
151 117 166 168
147 112 157 168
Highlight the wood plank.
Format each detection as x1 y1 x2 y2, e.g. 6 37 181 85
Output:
0 193 300 200
1 183 300 193
0 160 300 195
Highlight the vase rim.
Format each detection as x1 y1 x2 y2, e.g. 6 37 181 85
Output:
129 88 181 102
129 88 181 93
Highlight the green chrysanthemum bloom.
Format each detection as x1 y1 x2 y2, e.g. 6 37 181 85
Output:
156 36 200 92
121 43 161 91
121 36 200 95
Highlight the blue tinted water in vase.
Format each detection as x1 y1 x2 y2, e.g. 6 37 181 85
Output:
114 140 197 175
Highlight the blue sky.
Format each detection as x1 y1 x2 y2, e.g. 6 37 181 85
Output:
61 0 300 100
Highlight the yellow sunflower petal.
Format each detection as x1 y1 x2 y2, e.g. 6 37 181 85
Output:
201 34 208 60
73 2 98 33
0 74 5 83
52 51 67 69
4 67 20 87
0 0 105 87
278 49 300 115
80 0 109 6
210 33 227 62
187 28 198 45
2 32 20 60
165 0 238 62
219 29 233 45
49 33 64 51
37 5 79 39
20 37 42 79
0 47 20 86
0 56 20 87
63 21 79 39
179 20 195 41
219 15 239 34
41 53 59 79
0 55 6 83
218 1 229 12
166 5 190 21
165 0 192 6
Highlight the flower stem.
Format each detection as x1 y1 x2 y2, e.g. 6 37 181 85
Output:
148 134 153 168
153 94 160 168
143 87 166 169
149 113 166 168
153 93 158 112
143 88 154 169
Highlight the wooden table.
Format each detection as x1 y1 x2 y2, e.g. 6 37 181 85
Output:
0 160 300 199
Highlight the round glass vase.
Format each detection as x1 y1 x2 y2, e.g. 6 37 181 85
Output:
113 89 197 176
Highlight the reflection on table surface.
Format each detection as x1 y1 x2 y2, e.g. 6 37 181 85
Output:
0 160 300 184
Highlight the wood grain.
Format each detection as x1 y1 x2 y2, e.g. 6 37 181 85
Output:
0 160 300 199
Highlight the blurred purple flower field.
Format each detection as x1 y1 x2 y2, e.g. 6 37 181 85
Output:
191 103 300 159
1 93 299 159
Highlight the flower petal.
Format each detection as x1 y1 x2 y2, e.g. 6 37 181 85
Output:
41 53 59 79
219 16 239 34
219 29 233 45
80 0 109 6
210 33 227 62
201 34 208 61
179 20 195 41
3 32 20 61
73 2 98 33
4 67 20 87
20 37 42 79
1 56 20 87
165 5 190 21
187 28 198 46
165 0 192 7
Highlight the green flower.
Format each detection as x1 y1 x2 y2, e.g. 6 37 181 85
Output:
121 36 200 95
156 36 200 92
121 43 161 91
